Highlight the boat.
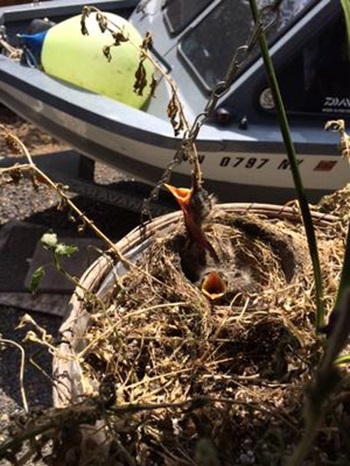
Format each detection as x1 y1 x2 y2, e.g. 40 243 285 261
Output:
0 0 349 204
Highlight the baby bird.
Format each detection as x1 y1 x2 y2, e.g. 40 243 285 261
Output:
164 179 219 264
200 270 226 301
165 179 226 301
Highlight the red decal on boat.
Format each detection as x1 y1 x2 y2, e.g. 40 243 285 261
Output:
313 161 337 171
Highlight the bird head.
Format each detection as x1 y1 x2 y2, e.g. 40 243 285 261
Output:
201 271 226 300
164 184 192 219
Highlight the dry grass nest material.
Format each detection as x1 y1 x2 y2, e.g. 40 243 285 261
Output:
57 202 350 465
316 183 350 233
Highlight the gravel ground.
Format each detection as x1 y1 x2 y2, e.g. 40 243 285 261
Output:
0 109 144 462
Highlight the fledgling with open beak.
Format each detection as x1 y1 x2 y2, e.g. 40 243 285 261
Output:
201 270 226 301
164 178 219 264
164 178 224 293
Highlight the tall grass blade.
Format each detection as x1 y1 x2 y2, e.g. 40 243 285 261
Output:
341 0 350 55
248 0 324 330
326 222 350 337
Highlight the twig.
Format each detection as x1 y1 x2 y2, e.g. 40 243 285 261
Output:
1 128 130 266
0 338 28 413
1 128 179 294
0 393 298 460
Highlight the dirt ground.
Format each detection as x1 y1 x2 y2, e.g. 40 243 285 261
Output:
0 105 68 157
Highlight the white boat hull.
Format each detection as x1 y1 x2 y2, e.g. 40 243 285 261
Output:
0 0 348 203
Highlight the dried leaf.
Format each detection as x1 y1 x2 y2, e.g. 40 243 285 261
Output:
167 92 177 119
96 12 109 33
325 119 350 161
5 134 21 154
134 60 147 96
149 75 157 98
141 32 153 52
80 6 91 35
111 31 129 46
340 137 350 160
29 172 40 191
9 167 22 184
103 45 112 62
167 92 184 136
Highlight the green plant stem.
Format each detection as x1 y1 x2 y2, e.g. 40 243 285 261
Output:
286 419 319 466
248 0 324 330
334 222 350 310
287 363 342 465
318 214 350 407
341 0 350 57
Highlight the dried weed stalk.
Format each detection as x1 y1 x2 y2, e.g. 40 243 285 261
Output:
81 6 188 137
1 127 128 266
325 119 350 161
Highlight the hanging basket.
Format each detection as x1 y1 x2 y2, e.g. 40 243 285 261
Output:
52 202 341 465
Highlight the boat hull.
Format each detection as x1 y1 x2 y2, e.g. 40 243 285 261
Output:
1 77 347 204
0 0 348 204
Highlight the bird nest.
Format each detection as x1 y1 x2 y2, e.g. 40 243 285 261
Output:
53 203 349 465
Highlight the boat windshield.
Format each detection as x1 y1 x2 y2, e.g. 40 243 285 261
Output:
178 0 314 90
163 0 213 35
277 11 350 117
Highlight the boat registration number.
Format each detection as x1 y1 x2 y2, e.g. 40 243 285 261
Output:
200 155 305 171
219 156 272 169
196 153 340 174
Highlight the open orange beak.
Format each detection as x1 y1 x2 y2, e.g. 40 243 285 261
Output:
164 184 192 211
201 271 226 300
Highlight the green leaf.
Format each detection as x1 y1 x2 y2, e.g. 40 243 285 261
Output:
40 233 58 251
335 353 350 365
29 266 45 293
55 243 79 257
